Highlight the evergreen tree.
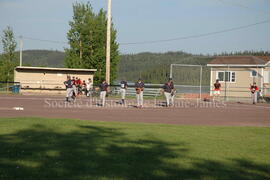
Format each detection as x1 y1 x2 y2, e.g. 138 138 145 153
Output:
65 2 119 84
0 26 18 82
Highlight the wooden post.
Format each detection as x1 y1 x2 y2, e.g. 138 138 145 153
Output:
106 0 112 84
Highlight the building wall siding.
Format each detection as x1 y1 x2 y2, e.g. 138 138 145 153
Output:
14 69 94 91
211 67 263 97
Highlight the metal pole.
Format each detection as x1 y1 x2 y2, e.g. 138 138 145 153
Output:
227 65 229 101
19 36 23 67
170 64 173 78
199 65 202 99
106 0 112 84
261 67 264 96
7 73 9 93
224 69 227 101
210 67 213 97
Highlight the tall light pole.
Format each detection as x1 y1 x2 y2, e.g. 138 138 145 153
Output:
106 0 112 84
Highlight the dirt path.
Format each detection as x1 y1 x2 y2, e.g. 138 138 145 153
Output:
0 95 269 127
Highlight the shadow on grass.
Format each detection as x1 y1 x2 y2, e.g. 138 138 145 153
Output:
0 124 269 180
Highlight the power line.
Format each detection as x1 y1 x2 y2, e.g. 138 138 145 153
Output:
119 18 270 45
213 0 270 15
18 18 270 46
22 36 68 44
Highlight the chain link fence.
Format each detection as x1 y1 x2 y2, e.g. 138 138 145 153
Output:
0 82 21 93
170 64 270 102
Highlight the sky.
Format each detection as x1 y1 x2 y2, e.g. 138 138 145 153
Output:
0 0 270 54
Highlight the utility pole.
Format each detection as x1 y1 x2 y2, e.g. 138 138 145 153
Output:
106 0 112 84
19 35 23 67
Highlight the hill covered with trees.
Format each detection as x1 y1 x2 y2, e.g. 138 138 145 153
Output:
118 51 213 84
6 49 270 84
20 50 65 67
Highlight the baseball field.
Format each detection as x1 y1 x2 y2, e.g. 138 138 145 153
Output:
0 94 270 179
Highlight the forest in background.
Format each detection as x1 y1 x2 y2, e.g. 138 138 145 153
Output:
2 49 270 84
118 51 212 84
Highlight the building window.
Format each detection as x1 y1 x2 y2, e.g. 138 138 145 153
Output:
250 70 258 77
217 71 236 82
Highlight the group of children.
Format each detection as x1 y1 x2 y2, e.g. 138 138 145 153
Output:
65 76 262 106
98 78 175 108
65 76 176 108
64 76 93 102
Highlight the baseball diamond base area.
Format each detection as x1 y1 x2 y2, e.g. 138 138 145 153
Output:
0 94 269 127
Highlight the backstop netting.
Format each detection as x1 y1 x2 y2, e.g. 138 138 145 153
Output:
170 64 211 99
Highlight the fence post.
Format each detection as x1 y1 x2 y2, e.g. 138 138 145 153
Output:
170 64 173 78
210 67 213 97
199 65 202 99
227 65 230 101
224 69 227 101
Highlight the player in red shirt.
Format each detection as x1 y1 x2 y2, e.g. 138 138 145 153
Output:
250 82 259 104
213 79 221 100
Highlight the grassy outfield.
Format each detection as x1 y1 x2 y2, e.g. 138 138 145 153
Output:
0 118 269 180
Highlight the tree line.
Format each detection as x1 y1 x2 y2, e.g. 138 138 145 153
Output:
118 52 212 84
117 51 270 84
0 0 270 84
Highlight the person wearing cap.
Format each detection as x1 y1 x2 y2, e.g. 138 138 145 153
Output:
250 82 259 104
135 78 144 108
120 80 128 105
213 79 221 100
99 80 109 106
163 78 175 107
64 76 74 102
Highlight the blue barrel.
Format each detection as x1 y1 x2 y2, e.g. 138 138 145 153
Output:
12 85 20 94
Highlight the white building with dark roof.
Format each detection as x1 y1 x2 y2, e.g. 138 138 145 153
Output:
14 66 96 94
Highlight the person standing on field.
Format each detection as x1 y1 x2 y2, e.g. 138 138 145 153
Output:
72 76 77 98
163 78 175 107
213 79 221 100
99 80 109 107
64 76 74 102
135 78 144 108
120 80 128 105
250 82 259 104
86 78 93 97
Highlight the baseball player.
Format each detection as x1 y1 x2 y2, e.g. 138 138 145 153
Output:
99 80 109 107
72 76 77 98
64 76 74 102
258 90 263 103
163 78 175 107
81 80 87 95
86 78 93 97
250 82 259 104
120 80 128 105
135 78 144 108
75 77 82 95
213 79 221 100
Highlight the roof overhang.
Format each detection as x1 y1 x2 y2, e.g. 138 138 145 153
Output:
207 64 266 68
265 61 270 66
15 66 97 72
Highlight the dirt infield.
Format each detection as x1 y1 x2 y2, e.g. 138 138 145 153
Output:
0 94 269 127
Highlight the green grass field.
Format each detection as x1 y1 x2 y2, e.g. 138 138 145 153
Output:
0 118 269 180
